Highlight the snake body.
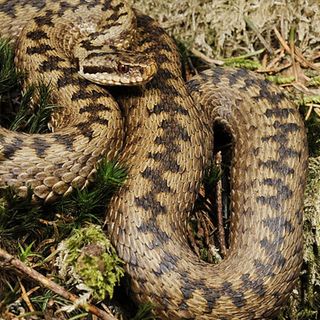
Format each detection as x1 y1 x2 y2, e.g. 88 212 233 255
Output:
0 0 156 201
0 1 308 319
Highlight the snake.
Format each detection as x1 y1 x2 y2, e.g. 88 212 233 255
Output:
0 0 308 319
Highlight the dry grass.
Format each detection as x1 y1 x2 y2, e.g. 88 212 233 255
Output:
134 0 320 58
0 1 319 319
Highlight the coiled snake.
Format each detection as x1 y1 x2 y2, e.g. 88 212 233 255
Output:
0 0 308 319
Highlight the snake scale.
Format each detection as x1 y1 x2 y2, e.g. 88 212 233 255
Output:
0 0 308 319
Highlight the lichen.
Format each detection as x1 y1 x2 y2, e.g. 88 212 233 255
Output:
133 0 320 58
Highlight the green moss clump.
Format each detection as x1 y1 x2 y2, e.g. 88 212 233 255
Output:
57 225 124 301
265 75 296 85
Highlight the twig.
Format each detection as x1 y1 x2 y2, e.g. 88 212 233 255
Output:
215 152 227 257
191 48 224 65
314 107 320 117
311 51 320 61
291 82 310 93
0 248 116 320
258 61 292 74
273 27 319 71
273 27 294 56
261 48 286 70
294 46 319 71
186 56 198 81
305 104 315 120
19 280 36 313
261 52 268 69
267 49 285 69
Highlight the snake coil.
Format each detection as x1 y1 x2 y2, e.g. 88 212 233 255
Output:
0 1 308 319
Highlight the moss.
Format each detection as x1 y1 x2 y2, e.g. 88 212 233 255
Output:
309 76 320 86
56 225 124 301
266 75 296 85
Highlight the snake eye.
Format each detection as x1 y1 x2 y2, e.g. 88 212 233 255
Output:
118 64 130 73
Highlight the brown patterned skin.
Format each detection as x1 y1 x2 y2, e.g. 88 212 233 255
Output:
0 0 156 201
0 1 308 319
106 13 308 320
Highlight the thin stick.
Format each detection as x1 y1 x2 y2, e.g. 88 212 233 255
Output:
305 104 314 120
273 27 318 71
258 61 292 74
294 46 319 71
258 48 285 73
0 248 116 320
191 48 224 65
19 280 36 313
215 152 227 257
273 27 293 55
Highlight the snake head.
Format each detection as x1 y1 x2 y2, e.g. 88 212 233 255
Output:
78 50 158 86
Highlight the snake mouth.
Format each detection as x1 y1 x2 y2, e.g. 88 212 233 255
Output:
97 62 158 86
78 53 158 86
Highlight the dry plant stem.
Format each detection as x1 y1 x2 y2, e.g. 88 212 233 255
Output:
244 16 273 54
304 103 320 120
258 61 292 74
294 46 319 71
261 54 268 68
191 48 224 65
305 104 314 120
19 280 35 313
0 248 116 320
270 62 292 74
273 27 296 56
273 27 317 71
262 50 281 70
215 152 227 257
314 107 320 117
312 52 320 61
289 30 299 82
188 222 200 257
267 49 285 69
291 82 310 93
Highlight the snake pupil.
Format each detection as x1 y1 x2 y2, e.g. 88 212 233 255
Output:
118 63 130 73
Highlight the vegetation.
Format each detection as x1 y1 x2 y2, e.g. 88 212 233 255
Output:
1 0 320 318
56 225 125 301
0 37 153 319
